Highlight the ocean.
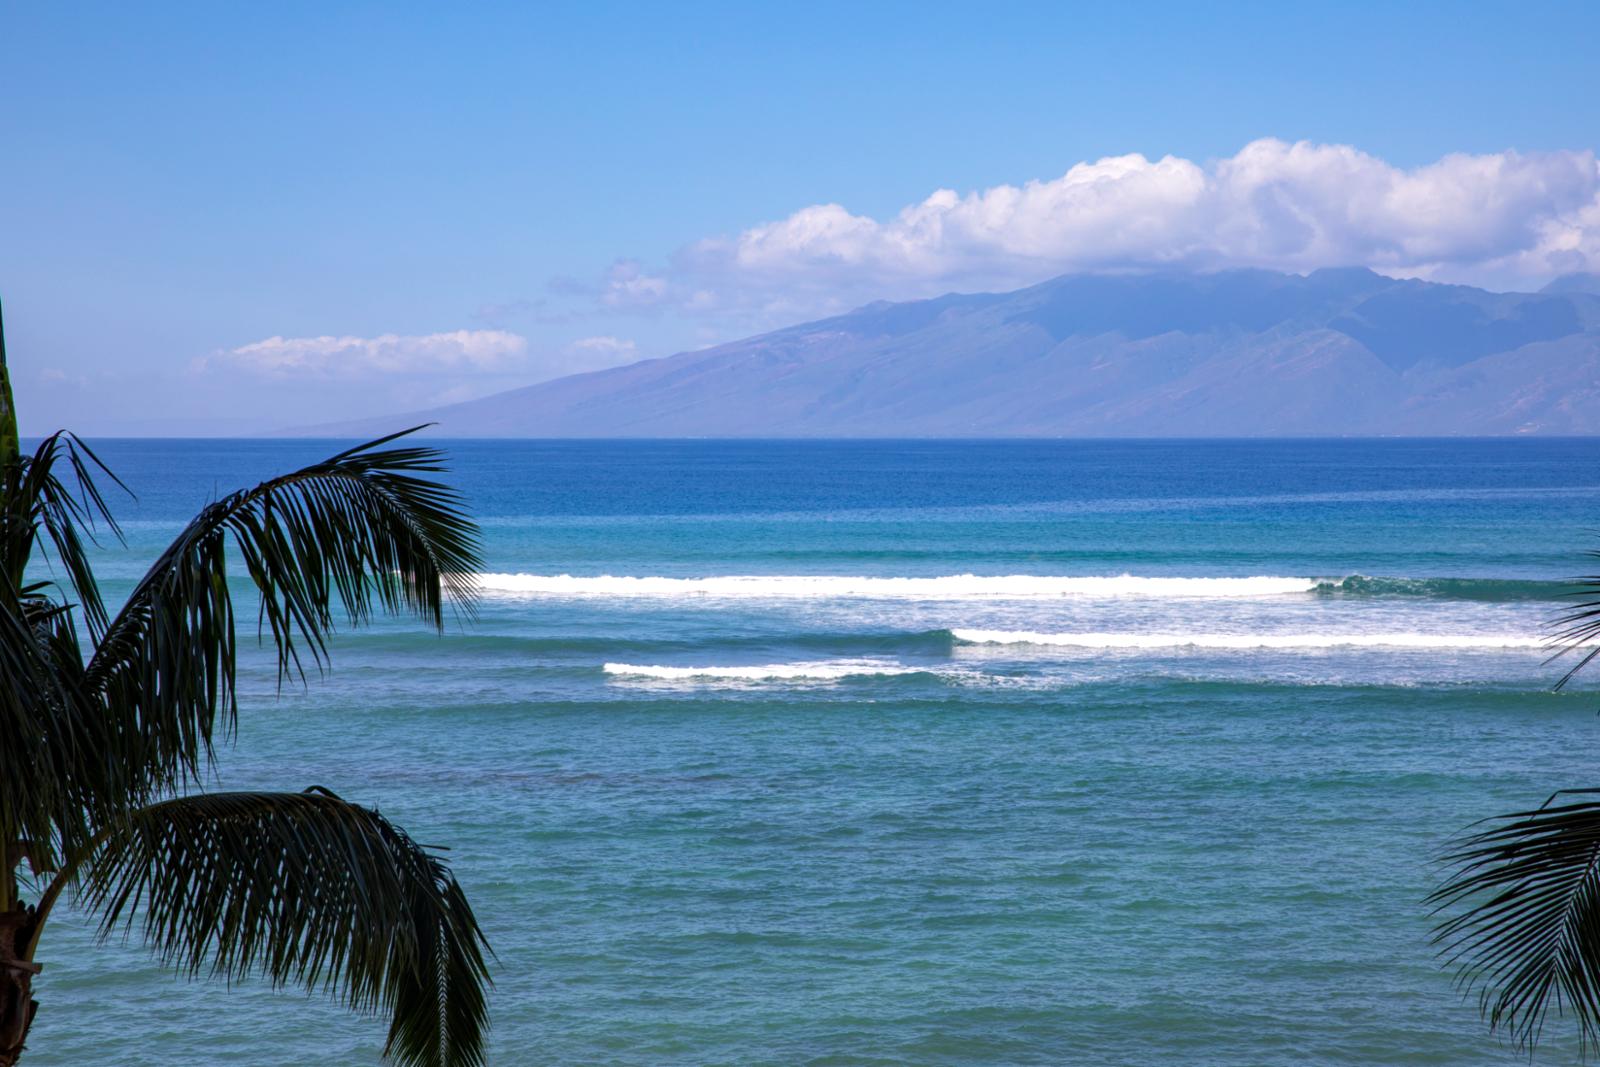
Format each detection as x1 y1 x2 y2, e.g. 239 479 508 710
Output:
23 437 1600 1066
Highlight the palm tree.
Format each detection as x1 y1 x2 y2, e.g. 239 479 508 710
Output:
0 301 491 1066
1431 561 1600 1054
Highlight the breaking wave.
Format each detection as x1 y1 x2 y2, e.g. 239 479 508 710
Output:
478 573 1318 599
950 629 1548 650
474 572 1579 603
602 659 926 682
1313 575 1574 601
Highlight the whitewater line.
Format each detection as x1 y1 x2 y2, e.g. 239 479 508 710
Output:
951 629 1548 650
476 573 1318 599
603 660 924 681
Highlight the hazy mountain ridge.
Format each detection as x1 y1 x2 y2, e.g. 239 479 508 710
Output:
301 268 1600 437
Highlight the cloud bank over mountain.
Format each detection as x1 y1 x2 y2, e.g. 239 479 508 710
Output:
300 267 1600 439
606 140 1600 324
100 139 1600 436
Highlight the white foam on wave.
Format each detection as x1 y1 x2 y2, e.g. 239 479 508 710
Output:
603 659 922 682
951 629 1548 650
478 573 1318 600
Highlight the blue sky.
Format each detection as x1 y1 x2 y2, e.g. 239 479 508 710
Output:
3 1 1598 433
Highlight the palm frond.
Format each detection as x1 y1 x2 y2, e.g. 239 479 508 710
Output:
1 432 124 639
81 429 481 793
1549 551 1600 690
80 789 491 1067
0 574 131 865
0 590 90 862
1430 790 1600 1053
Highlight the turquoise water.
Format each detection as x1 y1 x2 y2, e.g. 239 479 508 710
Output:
22 438 1600 1065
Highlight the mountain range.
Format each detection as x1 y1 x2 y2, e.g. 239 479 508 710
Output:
304 268 1600 437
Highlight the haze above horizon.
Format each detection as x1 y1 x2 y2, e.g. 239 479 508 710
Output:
4 1 1599 435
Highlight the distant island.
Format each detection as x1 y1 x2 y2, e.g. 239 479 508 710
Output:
298 268 1600 437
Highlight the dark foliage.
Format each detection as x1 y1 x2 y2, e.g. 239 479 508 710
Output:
0 396 491 1066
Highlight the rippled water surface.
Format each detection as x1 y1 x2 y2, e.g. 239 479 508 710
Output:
23 438 1600 1065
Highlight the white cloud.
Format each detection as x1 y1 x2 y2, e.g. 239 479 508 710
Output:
210 329 528 378
37 368 90 388
569 335 638 358
600 259 670 309
635 139 1600 317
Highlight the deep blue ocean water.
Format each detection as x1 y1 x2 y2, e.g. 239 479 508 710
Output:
21 437 1600 1066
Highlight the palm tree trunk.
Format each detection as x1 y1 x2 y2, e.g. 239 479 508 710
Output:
1 302 35 1062
0 297 19 469
0 906 40 1067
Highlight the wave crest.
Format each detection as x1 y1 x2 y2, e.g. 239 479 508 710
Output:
950 629 1547 650
602 659 923 682
1315 575 1572 601
478 573 1317 599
